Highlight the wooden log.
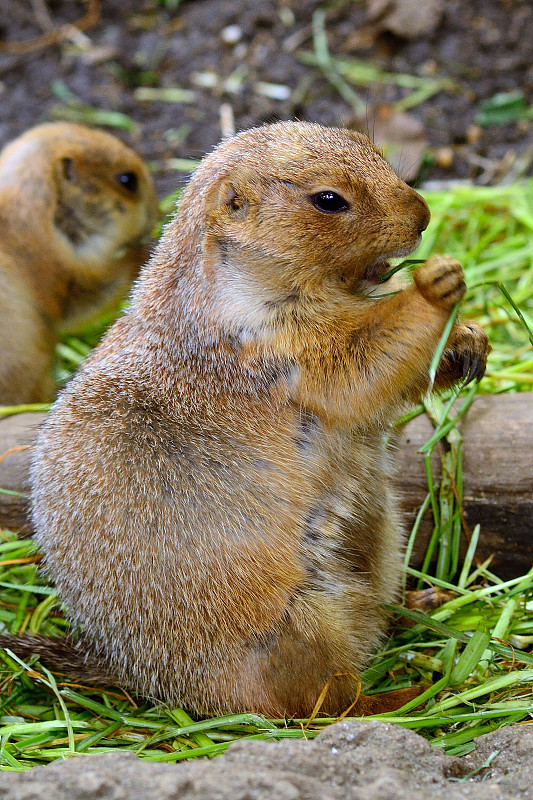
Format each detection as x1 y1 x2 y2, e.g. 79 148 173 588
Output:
0 412 43 537
1 395 532 577
395 392 533 579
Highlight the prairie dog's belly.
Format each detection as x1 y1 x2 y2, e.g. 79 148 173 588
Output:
293 411 400 595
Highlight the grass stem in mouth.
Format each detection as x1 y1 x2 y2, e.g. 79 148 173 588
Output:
379 259 425 282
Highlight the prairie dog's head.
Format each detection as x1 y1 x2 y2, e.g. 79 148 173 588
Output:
0 122 159 275
183 121 429 296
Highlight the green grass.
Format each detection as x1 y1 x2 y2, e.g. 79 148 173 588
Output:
1 180 532 769
416 181 533 392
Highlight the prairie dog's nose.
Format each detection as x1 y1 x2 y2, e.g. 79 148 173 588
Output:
413 191 431 233
394 182 431 234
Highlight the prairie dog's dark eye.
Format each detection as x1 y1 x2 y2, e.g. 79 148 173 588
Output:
310 191 349 214
116 172 138 193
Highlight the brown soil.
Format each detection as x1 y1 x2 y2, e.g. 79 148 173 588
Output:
1 0 532 197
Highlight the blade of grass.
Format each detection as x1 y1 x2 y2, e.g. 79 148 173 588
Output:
457 524 481 589
449 627 491 685
311 11 366 115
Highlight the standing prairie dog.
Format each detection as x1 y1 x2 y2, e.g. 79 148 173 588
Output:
0 122 159 405
19 122 489 717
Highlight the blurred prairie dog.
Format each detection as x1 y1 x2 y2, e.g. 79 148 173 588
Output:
0 122 159 404
16 122 490 718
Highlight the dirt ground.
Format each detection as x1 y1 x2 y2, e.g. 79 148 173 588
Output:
1 0 532 198
1 720 533 799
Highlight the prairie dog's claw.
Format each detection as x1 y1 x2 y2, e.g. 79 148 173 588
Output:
440 320 491 386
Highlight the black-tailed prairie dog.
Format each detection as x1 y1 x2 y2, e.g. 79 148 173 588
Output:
0 122 159 404
5 122 490 717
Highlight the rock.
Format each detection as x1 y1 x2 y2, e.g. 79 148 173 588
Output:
367 0 443 39
350 105 428 182
462 724 533 793
1 720 533 799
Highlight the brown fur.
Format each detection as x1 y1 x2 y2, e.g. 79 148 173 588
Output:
0 122 159 404
22 122 489 717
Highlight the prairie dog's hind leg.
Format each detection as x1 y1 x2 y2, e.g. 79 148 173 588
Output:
212 589 382 718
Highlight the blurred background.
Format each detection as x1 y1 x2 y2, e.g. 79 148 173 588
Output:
1 0 532 198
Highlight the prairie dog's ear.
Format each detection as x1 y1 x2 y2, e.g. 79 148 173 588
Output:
208 169 259 221
53 156 78 187
207 178 250 221
61 156 75 182
216 180 250 218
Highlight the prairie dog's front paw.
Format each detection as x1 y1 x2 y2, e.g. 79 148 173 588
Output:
436 320 491 388
413 255 466 311
446 320 491 384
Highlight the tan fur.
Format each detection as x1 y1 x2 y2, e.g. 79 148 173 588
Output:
0 122 159 404
28 122 490 717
